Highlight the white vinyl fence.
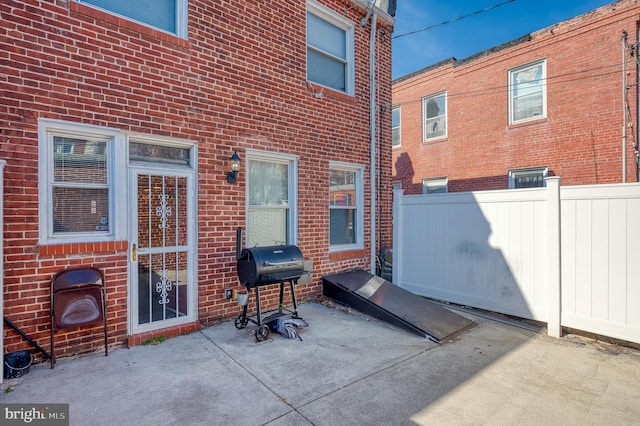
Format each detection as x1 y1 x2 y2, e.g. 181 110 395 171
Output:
393 178 640 344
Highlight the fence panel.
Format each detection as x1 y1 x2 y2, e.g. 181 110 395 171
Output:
394 182 640 344
395 188 548 321
560 184 640 343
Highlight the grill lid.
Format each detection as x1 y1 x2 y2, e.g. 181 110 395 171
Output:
237 245 305 287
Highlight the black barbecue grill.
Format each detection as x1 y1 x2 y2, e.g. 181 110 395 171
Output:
235 243 308 341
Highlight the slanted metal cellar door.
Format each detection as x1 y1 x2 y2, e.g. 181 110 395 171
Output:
129 169 196 334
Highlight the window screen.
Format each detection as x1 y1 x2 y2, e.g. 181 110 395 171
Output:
52 136 109 234
329 168 359 247
247 159 290 247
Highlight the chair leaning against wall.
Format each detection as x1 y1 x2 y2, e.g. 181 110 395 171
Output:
50 267 108 368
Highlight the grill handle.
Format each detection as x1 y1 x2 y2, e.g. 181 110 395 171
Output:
236 227 243 260
264 260 299 267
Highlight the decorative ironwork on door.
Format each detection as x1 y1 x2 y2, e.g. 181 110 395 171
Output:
136 174 189 326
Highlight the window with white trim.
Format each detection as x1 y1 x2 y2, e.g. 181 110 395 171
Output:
423 92 447 141
508 166 548 189
75 0 188 37
306 0 355 95
392 107 401 148
509 59 546 124
247 151 298 248
38 119 126 244
329 163 364 251
422 177 448 194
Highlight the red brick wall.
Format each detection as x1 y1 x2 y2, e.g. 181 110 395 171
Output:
0 0 393 358
393 0 640 194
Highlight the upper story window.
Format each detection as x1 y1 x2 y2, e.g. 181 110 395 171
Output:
422 92 447 141
509 59 546 124
392 107 401 148
422 177 448 194
508 166 548 189
306 0 355 96
75 0 188 37
329 162 364 251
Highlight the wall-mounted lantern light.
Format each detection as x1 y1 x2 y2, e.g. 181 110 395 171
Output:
227 150 241 183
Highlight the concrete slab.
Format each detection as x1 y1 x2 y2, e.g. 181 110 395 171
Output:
1 302 639 426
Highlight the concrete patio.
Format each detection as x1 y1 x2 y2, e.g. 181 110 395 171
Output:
1 301 639 425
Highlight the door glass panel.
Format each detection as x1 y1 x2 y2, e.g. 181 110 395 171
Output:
129 142 190 166
136 173 189 326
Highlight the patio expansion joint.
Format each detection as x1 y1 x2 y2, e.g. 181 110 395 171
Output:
292 345 438 411
197 330 311 424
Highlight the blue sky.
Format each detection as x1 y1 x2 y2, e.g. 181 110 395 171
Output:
392 0 615 79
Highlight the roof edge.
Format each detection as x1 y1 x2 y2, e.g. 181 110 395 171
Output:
393 34 531 84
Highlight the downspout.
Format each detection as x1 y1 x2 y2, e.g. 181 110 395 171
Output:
368 10 378 273
0 160 5 385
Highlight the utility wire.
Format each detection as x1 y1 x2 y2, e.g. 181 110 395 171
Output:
394 62 623 106
393 0 517 40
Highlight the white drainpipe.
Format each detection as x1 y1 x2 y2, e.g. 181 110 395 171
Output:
369 11 378 273
0 159 6 385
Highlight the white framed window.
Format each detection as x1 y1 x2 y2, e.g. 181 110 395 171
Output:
306 0 355 95
509 59 546 124
246 150 298 248
75 0 188 38
422 91 447 141
38 119 127 244
422 177 448 194
508 166 548 189
392 106 401 148
329 162 364 251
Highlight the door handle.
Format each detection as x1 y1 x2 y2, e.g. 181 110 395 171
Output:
132 243 137 261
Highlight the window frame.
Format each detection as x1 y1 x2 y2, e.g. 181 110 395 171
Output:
38 119 127 245
245 150 299 248
508 166 548 189
306 0 355 96
329 161 364 252
422 91 447 142
508 59 547 125
74 0 188 38
422 177 448 194
392 106 401 148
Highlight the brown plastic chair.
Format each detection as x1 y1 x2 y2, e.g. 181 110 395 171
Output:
50 267 107 368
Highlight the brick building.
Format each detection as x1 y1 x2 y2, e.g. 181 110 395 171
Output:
0 0 395 361
392 0 640 195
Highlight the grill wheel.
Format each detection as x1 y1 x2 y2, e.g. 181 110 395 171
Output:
255 325 270 341
234 315 248 329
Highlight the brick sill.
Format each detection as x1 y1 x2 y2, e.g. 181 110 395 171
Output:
39 241 127 256
329 249 367 261
508 117 547 129
306 82 357 104
422 137 447 146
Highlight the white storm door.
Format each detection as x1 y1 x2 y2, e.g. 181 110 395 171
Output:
129 168 196 334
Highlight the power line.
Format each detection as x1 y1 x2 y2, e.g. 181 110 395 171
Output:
394 62 623 106
393 0 517 40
